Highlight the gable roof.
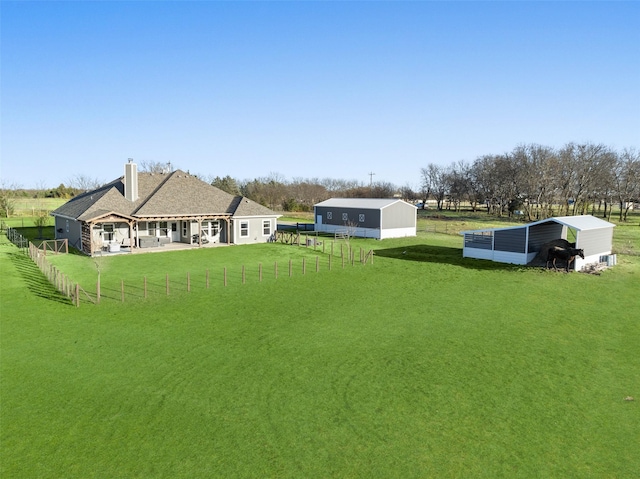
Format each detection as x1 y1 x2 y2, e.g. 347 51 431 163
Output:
315 198 411 210
231 197 281 217
536 215 615 231
52 169 278 221
460 215 615 235
133 171 237 217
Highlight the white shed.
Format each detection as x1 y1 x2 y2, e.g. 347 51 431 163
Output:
460 215 616 270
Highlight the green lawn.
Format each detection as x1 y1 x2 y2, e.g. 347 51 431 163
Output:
1 218 639 478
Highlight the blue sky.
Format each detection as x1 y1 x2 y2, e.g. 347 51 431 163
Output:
1 1 638 190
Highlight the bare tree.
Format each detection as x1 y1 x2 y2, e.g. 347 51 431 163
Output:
613 148 640 221
421 163 448 210
67 174 103 192
138 160 173 173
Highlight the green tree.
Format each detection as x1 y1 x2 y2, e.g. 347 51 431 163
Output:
34 211 50 238
211 176 241 196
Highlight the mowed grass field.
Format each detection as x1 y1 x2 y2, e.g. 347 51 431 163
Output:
1 216 639 478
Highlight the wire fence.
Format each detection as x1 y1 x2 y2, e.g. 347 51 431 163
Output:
4 225 374 307
93 248 374 305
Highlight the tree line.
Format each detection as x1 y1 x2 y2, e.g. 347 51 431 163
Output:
1 143 638 221
207 142 639 222
420 143 639 221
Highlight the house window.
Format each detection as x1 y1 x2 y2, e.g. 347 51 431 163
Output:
359 214 365 222
342 213 348 221
65 220 69 233
182 222 187 237
159 221 168 237
263 220 271 236
103 224 114 242
327 212 332 220
212 221 220 236
148 221 157 236
240 221 249 237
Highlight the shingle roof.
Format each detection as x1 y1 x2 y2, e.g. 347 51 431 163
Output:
134 171 237 217
231 197 281 217
52 169 278 221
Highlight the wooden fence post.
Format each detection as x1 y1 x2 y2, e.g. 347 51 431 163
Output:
75 283 80 307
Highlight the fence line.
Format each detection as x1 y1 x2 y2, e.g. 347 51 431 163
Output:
5 227 28 249
3 227 89 307
4 226 374 308
26 242 90 306
92 249 375 305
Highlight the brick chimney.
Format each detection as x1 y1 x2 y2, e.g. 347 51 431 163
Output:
124 159 138 201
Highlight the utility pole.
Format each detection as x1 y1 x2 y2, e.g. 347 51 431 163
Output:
368 171 375 186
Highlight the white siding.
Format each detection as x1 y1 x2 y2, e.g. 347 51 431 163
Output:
493 251 528 265
463 247 494 260
380 226 416 239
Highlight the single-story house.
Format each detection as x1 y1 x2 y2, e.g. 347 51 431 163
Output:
460 215 616 270
314 198 416 239
51 161 280 255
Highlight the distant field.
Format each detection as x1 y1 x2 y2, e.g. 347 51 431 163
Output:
9 197 66 215
1 212 639 478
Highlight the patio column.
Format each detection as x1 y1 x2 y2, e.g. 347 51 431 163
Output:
128 221 135 251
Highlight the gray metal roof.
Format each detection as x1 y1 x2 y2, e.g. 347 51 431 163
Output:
315 198 413 210
460 215 615 235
